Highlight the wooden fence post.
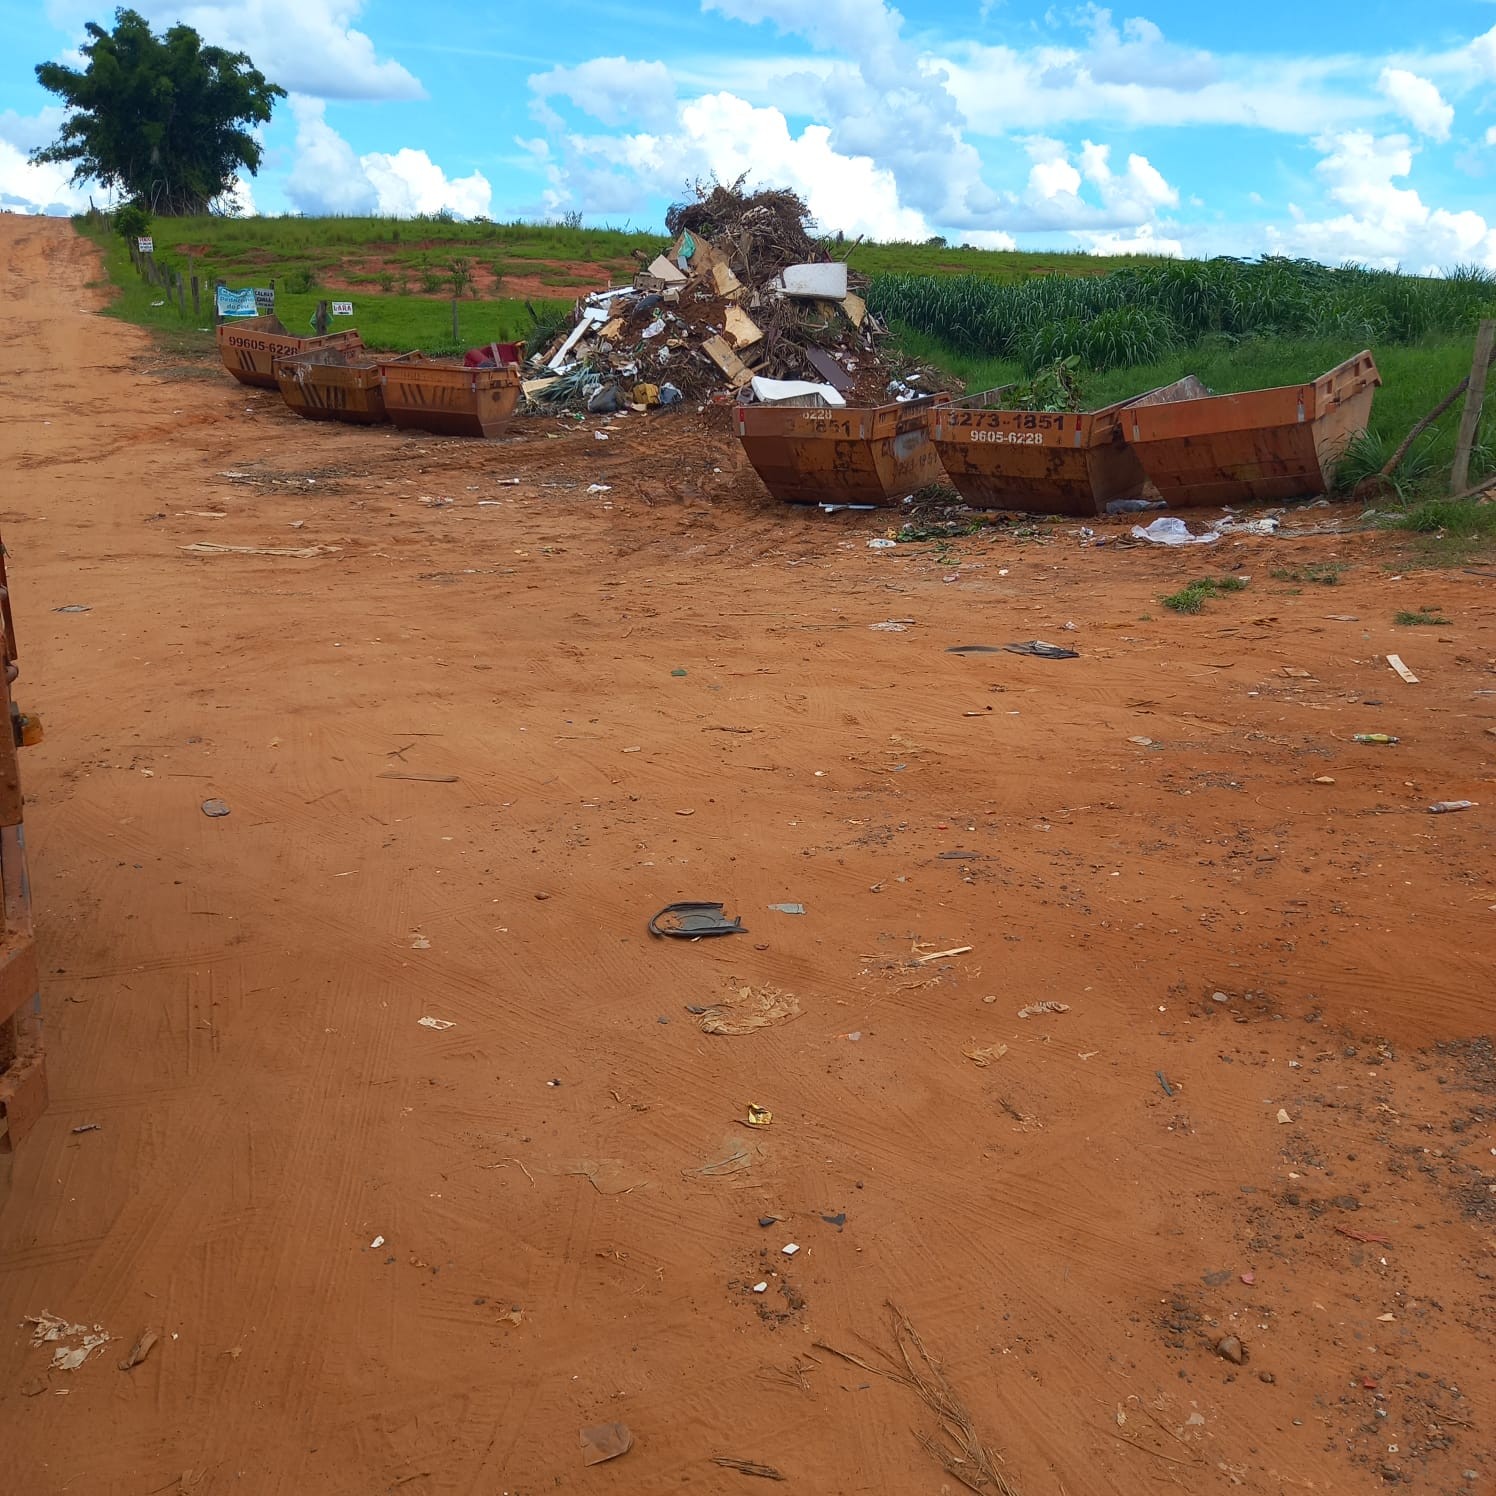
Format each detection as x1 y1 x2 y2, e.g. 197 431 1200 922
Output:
450 297 459 344
177 272 187 317
1451 319 1495 494
214 278 226 327
191 275 200 318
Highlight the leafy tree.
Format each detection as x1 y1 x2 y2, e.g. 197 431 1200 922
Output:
32 8 284 216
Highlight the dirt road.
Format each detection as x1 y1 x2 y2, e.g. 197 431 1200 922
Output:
1 214 1492 1494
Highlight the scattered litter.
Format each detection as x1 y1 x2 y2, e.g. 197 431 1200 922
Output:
180 543 340 558
200 799 231 818
593 431 609 441
767 902 806 915
695 983 800 1035
580 1423 634 1467
752 1282 768 1294
25 1313 112 1372
1132 516 1220 546
915 944 973 964
1277 1108 1292 1124
758 1216 780 1228
70 1123 100 1134
569 1158 651 1195
712 1456 786 1481
867 538 897 550
869 619 913 631
1283 667 1313 678
369 1236 385 1249
1313 776 1336 785
1386 653 1419 684
1105 498 1166 514
1005 640 1079 659
1353 734 1398 745
962 1043 1008 1067
745 1104 773 1128
1429 800 1476 814
417 1016 455 1030
1017 1001 1070 1018
1335 1224 1391 1245
378 772 458 783
1241 1272 1255 1286
821 1212 846 1231
587 484 612 494
53 605 91 614
649 902 746 939
1218 516 1280 536
1128 736 1155 746
782 1243 800 1257
945 644 1004 654
410 936 431 950
1157 1071 1175 1097
685 1139 757 1178
117 1328 159 1372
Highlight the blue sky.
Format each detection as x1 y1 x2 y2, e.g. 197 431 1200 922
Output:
3 1 1496 267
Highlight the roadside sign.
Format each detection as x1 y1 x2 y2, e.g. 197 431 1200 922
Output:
331 301 353 317
253 287 275 313
137 236 153 254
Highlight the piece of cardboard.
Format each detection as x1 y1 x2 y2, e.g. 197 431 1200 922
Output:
840 292 868 329
723 306 763 349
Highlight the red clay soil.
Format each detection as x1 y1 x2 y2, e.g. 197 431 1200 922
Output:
1 214 1493 1495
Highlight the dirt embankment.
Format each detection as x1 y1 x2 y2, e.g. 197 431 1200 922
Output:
0 214 1492 1495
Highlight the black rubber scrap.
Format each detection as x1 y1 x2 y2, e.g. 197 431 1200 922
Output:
648 902 747 939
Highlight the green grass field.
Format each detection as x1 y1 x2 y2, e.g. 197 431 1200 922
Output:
81 219 568 355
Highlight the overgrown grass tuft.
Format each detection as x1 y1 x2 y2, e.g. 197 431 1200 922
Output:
1162 576 1249 613
1394 608 1451 625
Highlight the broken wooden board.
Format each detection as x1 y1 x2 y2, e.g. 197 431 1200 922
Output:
701 334 753 388
840 291 868 329
646 255 686 284
723 305 763 349
1386 653 1420 684
711 262 744 299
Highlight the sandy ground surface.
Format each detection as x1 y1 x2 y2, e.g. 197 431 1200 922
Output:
1 214 1493 1496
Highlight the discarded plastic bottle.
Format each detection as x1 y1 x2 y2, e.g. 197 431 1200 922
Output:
1352 733 1398 745
1428 800 1476 814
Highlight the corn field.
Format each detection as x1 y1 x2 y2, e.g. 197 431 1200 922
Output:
866 258 1496 373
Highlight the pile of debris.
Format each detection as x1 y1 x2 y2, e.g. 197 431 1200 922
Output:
525 180 911 413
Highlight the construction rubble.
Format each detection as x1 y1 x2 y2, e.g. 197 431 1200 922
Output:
524 181 917 413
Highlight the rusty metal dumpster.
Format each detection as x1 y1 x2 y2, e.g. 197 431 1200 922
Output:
932 376 1207 517
735 395 948 506
276 347 413 425
216 317 364 390
378 358 523 439
1125 352 1381 508
0 542 43 1204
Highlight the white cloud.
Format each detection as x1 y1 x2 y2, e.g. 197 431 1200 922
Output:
1487 125 1496 147
1074 223 1184 257
1082 7 1218 90
284 97 491 218
45 0 422 100
1267 129 1496 269
1377 67 1453 141
0 108 94 214
530 57 677 130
